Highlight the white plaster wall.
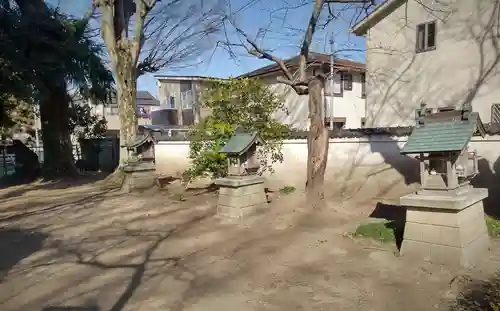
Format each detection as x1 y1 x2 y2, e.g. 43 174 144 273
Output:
262 73 366 130
155 135 500 198
364 0 500 127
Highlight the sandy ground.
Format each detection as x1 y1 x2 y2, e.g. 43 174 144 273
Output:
0 179 499 311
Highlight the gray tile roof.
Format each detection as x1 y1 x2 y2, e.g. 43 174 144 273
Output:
136 91 160 106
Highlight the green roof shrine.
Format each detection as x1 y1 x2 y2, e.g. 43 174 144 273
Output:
401 105 485 192
401 107 486 154
220 132 264 155
220 129 264 176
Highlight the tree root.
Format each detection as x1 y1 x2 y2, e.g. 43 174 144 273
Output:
99 168 126 190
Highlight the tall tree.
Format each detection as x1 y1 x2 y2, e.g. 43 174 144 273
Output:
223 0 373 206
93 0 221 163
0 0 113 178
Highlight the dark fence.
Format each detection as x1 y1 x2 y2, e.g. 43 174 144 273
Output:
79 137 119 172
28 145 82 164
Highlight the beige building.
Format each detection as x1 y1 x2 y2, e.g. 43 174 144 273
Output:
156 53 366 130
92 90 160 136
352 0 500 127
154 76 215 127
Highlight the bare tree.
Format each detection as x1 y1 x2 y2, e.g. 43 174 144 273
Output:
91 0 222 162
222 0 374 206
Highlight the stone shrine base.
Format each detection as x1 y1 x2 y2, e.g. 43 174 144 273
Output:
399 187 489 267
215 175 267 219
122 162 157 192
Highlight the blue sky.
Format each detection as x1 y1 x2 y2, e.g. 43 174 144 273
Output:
47 0 367 100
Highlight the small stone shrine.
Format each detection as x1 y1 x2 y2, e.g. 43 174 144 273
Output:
399 105 489 267
121 129 157 192
215 129 267 218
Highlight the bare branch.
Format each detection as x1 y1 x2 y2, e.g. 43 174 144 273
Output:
136 0 224 76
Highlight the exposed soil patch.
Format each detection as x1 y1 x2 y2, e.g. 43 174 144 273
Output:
0 181 499 311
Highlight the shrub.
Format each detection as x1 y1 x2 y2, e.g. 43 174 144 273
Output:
183 78 289 182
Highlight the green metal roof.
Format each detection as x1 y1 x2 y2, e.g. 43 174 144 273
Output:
220 132 263 155
401 114 480 154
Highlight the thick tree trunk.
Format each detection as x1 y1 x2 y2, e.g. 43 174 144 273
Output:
15 0 78 179
39 82 78 178
115 57 138 164
305 77 329 206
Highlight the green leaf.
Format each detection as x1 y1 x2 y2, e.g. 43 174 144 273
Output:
183 77 290 182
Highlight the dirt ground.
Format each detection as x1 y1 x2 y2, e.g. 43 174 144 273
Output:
0 179 499 311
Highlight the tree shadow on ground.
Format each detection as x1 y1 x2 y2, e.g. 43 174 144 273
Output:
0 227 48 282
42 305 99 311
40 208 215 311
472 157 500 218
0 190 116 224
369 202 406 250
0 172 110 201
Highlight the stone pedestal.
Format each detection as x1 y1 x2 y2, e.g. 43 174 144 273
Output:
399 187 489 267
122 161 156 192
215 175 267 219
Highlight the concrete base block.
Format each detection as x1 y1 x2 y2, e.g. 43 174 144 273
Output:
400 188 490 267
215 176 267 219
122 162 157 192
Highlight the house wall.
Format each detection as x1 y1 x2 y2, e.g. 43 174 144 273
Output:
157 79 212 125
93 103 152 132
365 0 500 127
154 135 500 202
261 72 366 130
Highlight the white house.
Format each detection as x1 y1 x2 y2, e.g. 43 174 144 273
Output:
155 53 367 130
352 0 500 127
239 52 367 130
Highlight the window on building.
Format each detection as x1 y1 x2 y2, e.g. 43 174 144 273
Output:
163 94 176 109
492 103 500 123
169 96 175 108
324 74 343 97
416 21 437 53
180 90 193 109
361 73 366 98
342 73 353 91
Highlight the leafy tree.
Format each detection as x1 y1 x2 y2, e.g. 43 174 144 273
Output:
184 78 290 182
68 102 108 140
0 0 114 178
0 97 34 138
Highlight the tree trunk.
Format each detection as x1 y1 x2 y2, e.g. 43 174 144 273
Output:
305 77 329 206
15 0 78 179
115 57 138 164
39 82 78 178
